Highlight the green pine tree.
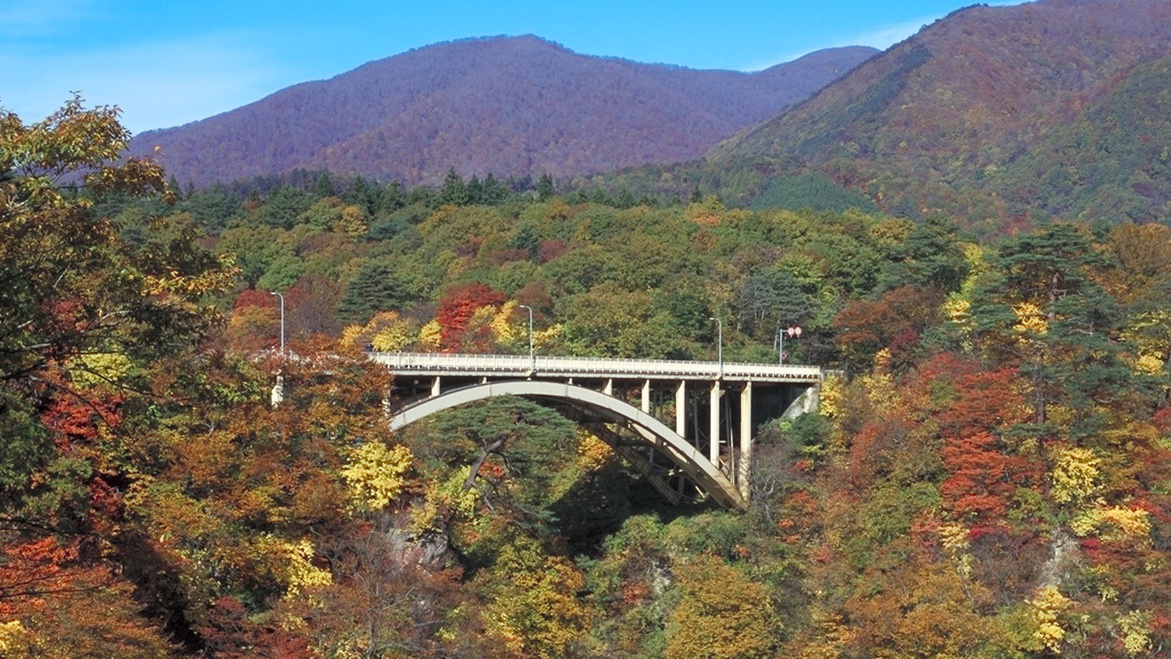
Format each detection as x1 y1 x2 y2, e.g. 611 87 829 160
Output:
337 261 413 324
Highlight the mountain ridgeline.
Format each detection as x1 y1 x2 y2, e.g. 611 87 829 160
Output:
131 36 875 188
702 0 1171 230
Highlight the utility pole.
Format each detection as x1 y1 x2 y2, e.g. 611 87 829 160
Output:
270 291 285 355
709 316 723 378
519 304 534 372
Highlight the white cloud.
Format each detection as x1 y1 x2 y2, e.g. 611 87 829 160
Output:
745 17 931 71
744 1 1030 72
843 18 934 50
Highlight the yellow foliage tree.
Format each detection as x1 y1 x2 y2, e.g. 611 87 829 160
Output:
418 319 442 350
859 349 900 411
1121 309 1171 374
664 554 779 659
1050 446 1101 505
1027 586 1070 654
65 351 135 388
0 621 35 655
478 536 589 658
371 319 414 352
576 430 616 473
340 442 413 513
1118 610 1154 657
1070 504 1152 544
491 300 521 348
818 373 846 420
341 310 417 352
534 323 563 350
944 294 975 345
284 538 334 600
939 522 974 579
254 534 333 601
334 204 369 237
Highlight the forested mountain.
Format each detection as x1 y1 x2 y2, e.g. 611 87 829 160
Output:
128 0 1171 231
129 36 875 188
703 0 1171 231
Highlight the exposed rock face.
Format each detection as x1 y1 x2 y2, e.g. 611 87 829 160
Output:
386 528 451 571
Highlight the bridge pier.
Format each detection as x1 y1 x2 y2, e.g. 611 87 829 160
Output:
709 381 721 465
740 382 752 498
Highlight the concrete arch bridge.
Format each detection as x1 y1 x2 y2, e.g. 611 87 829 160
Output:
371 352 823 511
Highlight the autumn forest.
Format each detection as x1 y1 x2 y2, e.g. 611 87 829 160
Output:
2 86 1171 659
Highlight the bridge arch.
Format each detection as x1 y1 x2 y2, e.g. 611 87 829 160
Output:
389 380 746 510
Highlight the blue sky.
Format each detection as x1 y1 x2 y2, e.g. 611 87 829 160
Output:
1 0 1027 135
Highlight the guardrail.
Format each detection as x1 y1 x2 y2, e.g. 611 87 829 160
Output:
369 352 822 383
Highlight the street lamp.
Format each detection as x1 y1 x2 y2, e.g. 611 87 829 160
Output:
518 304 534 371
778 325 802 365
270 291 285 356
709 316 723 378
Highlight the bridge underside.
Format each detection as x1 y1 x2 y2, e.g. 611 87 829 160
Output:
388 379 816 510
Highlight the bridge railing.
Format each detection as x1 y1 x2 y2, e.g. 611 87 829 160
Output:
369 351 822 383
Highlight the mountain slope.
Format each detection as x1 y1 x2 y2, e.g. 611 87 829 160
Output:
990 52 1171 223
705 0 1171 228
131 36 875 187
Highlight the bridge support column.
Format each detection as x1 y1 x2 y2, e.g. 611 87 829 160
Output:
740 381 752 499
675 381 686 439
430 377 441 397
710 380 721 464
643 381 654 469
604 379 613 396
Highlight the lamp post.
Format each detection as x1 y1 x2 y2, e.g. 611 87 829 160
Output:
709 316 723 378
778 325 802 365
270 291 285 355
519 304 534 372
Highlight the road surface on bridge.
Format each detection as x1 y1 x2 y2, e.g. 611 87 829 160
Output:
369 351 823 384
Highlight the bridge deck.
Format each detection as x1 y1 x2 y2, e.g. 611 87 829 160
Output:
369 352 822 384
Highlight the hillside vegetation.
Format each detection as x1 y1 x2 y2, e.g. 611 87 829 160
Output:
4 99 1171 656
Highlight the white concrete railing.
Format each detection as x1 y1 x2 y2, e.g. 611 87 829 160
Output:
369 351 822 384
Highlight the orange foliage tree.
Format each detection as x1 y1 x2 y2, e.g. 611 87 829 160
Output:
435 282 507 351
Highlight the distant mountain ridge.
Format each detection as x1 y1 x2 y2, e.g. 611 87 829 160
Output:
703 0 1171 228
131 36 876 188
